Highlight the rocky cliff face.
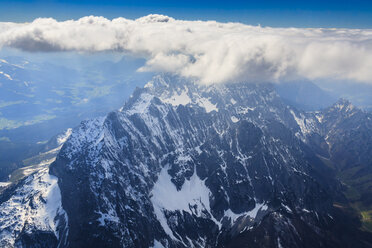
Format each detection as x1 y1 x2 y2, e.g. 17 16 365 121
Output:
1 75 372 247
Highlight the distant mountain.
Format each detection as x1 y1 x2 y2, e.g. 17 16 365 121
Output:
1 75 372 247
275 80 337 111
316 80 372 112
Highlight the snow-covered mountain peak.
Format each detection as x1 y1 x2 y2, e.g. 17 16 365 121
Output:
2 74 371 247
125 75 290 125
332 98 355 112
45 74 348 247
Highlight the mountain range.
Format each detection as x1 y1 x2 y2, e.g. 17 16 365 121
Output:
1 75 372 247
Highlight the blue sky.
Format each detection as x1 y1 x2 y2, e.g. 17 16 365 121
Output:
1 0 372 28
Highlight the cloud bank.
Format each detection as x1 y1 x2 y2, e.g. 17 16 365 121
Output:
1 14 372 84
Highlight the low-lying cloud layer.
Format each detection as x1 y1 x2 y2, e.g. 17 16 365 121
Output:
1 14 372 84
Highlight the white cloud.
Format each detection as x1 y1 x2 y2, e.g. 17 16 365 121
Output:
1 14 372 84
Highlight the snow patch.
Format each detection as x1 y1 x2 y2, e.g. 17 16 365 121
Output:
144 81 154 88
161 89 191 106
0 182 11 187
196 97 218 113
195 146 202 155
44 173 66 233
277 237 283 248
281 204 292 213
97 210 120 226
0 71 12 80
57 128 72 145
237 106 255 114
231 116 239 123
315 113 324 123
290 110 316 137
158 83 218 113
151 166 211 216
151 166 214 239
223 201 267 224
152 240 166 248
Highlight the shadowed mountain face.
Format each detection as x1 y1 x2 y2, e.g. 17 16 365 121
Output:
275 80 337 111
1 75 372 248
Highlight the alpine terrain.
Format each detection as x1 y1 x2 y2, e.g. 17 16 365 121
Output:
1 75 372 248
